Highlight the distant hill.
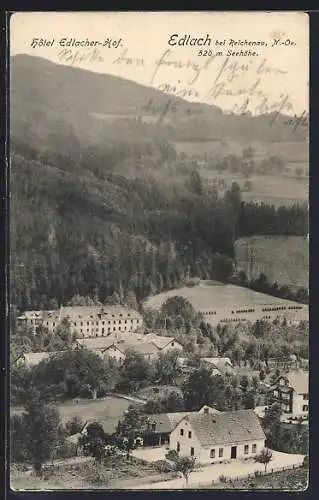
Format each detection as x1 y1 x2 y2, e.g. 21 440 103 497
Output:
11 54 307 147
234 236 309 290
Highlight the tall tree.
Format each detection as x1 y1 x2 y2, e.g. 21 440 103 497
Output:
21 397 61 475
78 422 107 463
182 368 225 411
116 406 145 460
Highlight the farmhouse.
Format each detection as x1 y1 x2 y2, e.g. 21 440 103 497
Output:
272 371 309 417
17 305 143 338
144 405 220 446
144 280 308 326
77 337 158 361
76 332 183 362
144 334 183 353
169 410 266 464
201 357 233 375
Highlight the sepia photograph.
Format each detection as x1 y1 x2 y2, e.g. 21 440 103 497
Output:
9 11 309 491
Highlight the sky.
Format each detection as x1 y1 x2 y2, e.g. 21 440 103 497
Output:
10 11 309 116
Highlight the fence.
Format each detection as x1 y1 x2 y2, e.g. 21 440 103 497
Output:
182 463 304 489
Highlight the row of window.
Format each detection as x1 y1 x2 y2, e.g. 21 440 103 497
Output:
79 326 130 335
73 319 139 326
203 311 217 315
77 312 131 319
177 444 258 458
27 319 57 326
209 444 257 458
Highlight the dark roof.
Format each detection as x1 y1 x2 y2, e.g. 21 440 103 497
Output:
145 408 220 434
122 342 159 355
145 412 190 434
179 410 266 447
77 337 115 350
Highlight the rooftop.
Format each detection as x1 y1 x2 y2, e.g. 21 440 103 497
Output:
60 305 142 320
145 334 178 349
285 371 308 394
202 357 233 367
121 341 159 356
181 410 266 447
146 407 221 434
18 310 60 320
76 337 115 350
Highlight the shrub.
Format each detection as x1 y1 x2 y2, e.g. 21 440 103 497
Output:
165 449 179 462
219 474 227 483
56 441 78 459
153 460 173 473
65 416 84 436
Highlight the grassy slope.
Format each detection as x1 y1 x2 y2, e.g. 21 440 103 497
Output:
11 396 144 435
144 280 307 311
234 236 309 290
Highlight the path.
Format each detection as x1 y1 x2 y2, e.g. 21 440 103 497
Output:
129 450 304 489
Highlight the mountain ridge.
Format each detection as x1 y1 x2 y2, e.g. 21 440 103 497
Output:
11 54 307 143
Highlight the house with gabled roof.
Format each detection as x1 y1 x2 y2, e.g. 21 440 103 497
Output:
201 357 233 375
144 334 183 353
272 370 309 416
169 410 266 464
143 405 220 446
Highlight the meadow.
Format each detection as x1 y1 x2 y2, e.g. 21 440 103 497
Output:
173 140 308 207
144 280 309 326
172 140 309 163
11 396 143 435
234 236 309 290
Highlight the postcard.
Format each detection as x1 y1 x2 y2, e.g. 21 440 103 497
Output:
9 11 309 491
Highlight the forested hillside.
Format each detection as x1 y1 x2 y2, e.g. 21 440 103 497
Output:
11 141 308 311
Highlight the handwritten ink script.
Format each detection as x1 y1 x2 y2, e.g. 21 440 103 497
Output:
51 32 307 130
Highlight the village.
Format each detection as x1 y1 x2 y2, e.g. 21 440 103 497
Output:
11 283 309 490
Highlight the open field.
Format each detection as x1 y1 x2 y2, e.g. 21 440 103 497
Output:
234 236 309 290
204 172 308 207
173 140 308 207
144 280 308 325
11 396 144 435
173 140 309 163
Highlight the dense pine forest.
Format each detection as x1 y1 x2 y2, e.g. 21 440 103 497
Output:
11 135 308 312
